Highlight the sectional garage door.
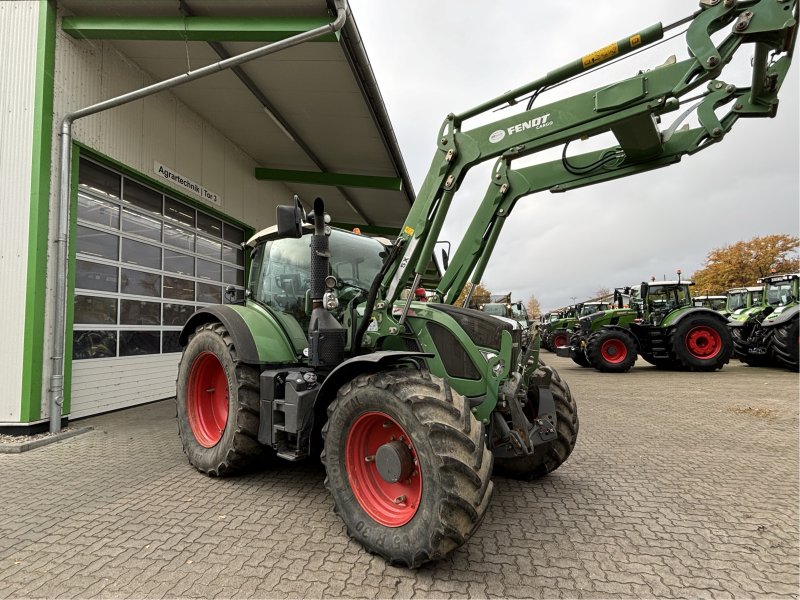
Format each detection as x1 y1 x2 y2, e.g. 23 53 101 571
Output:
70 158 246 418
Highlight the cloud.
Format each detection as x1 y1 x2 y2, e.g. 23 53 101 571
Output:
350 0 800 309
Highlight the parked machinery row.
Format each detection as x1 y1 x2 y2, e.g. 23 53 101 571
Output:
550 272 798 373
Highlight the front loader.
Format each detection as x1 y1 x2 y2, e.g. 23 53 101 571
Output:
176 0 797 567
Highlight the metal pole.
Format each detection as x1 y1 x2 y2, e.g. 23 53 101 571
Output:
49 0 348 433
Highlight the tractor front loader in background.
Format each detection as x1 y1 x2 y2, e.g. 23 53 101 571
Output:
176 0 797 567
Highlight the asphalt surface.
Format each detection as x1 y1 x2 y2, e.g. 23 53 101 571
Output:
0 355 797 599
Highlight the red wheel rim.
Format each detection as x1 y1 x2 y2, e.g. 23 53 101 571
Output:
600 338 628 364
345 412 422 527
553 334 568 348
186 352 229 448
685 326 722 359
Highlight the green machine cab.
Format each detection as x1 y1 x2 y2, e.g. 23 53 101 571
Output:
176 0 797 566
724 285 764 319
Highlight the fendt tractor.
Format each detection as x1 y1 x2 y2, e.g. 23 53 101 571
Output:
477 293 533 345
728 273 799 369
176 0 796 566
541 305 578 351
726 284 764 319
559 274 735 372
693 294 728 312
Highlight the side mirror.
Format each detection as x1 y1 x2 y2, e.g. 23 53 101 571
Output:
640 284 648 299
276 195 305 238
441 247 450 270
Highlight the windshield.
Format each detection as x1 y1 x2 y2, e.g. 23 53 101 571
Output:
248 229 385 332
481 304 507 316
727 292 746 311
765 281 796 307
749 290 764 306
580 303 608 316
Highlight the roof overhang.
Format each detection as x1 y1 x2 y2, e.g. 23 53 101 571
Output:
57 0 415 235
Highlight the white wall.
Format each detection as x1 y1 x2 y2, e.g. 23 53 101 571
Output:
0 1 39 423
43 16 294 419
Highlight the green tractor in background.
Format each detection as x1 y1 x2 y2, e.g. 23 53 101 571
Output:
541 306 578 352
725 285 764 319
560 275 733 373
728 274 799 370
174 0 795 567
477 293 533 346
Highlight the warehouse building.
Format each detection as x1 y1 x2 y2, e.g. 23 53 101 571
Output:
0 0 414 432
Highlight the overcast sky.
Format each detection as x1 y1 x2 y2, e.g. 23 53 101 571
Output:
349 0 800 310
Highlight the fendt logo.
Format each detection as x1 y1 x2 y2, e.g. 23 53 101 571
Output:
489 113 553 143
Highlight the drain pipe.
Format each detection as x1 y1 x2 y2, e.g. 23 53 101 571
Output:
49 0 348 433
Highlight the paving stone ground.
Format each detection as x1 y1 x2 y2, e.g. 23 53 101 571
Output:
0 355 798 599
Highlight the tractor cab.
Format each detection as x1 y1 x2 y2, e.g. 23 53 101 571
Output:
578 302 611 317
640 280 694 326
726 286 764 318
692 295 727 312
759 273 799 320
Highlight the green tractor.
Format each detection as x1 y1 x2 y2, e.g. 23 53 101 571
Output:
560 276 733 372
542 305 578 352
693 295 728 313
725 285 764 320
477 293 533 346
728 274 799 370
175 1 795 566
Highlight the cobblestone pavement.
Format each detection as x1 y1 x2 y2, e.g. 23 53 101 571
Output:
1 356 798 599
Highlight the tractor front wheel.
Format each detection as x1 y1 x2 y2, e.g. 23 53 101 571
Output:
176 322 266 476
551 330 569 350
322 368 493 568
668 315 732 371
493 362 578 481
585 329 637 373
568 333 590 368
770 318 799 371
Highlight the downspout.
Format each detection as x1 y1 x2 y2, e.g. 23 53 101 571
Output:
49 0 348 433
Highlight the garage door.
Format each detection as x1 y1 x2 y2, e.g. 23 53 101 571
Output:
71 158 246 418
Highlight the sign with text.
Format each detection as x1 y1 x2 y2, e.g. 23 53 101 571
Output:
154 162 221 206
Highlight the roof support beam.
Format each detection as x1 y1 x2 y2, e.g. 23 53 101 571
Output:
61 16 338 42
255 168 402 191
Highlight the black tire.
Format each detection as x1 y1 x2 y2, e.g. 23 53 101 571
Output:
730 325 771 367
568 333 590 368
493 362 579 481
176 322 266 476
770 318 799 371
321 368 493 568
668 315 732 371
585 328 637 373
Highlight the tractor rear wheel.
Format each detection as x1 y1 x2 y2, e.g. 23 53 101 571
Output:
176 322 266 476
321 368 493 568
493 363 578 481
585 328 637 373
668 315 732 371
568 333 590 368
770 318 799 371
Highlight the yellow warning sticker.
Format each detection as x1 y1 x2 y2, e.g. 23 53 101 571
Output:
582 42 619 68
630 34 642 48
403 226 414 236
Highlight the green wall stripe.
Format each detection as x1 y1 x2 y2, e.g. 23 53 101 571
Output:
61 16 337 42
20 0 56 423
255 168 402 192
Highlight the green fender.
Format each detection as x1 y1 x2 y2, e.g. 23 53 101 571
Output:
659 306 726 328
179 302 302 365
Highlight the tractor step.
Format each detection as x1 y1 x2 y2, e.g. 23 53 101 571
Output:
276 450 305 462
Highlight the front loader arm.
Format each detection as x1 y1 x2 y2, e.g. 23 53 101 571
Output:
378 0 796 317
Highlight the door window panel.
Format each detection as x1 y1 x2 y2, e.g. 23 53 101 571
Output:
123 180 162 215
197 212 222 238
77 226 119 261
163 276 195 301
223 266 244 287
74 295 117 325
162 331 183 353
73 330 117 359
163 223 194 251
75 261 118 292
196 235 222 260
79 159 120 197
197 258 221 281
120 331 161 356
122 208 161 241
78 194 119 228
223 224 244 245
223 245 243 265
164 250 194 276
122 238 161 269
120 300 161 326
163 303 194 326
165 198 195 228
197 282 221 304
121 269 161 298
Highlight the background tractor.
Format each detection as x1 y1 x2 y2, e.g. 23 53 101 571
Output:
476 293 533 345
728 273 799 370
693 295 728 312
175 0 796 567
541 306 578 352
559 276 734 372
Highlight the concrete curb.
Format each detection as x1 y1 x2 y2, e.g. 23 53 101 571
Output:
0 426 94 454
